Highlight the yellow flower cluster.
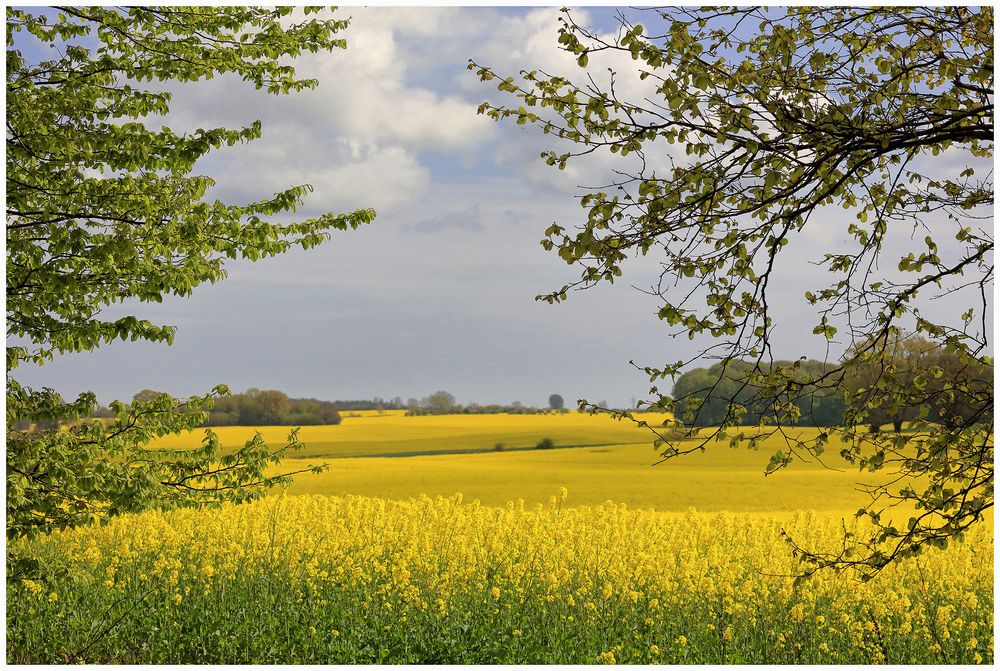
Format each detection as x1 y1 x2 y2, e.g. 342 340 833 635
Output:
9 494 993 664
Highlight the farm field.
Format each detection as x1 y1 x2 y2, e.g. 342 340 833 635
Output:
151 412 889 511
150 411 675 459
9 494 992 664
8 412 993 664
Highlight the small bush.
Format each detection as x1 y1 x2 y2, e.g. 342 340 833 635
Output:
536 438 555 450
494 442 505 451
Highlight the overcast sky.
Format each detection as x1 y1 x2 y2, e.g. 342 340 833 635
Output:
13 6 991 408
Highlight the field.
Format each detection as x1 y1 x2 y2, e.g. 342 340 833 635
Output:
7 412 994 664
151 412 894 511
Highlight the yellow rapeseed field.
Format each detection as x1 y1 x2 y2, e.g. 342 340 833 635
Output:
9 493 992 664
149 411 672 458
151 412 899 511
8 413 993 663
337 408 409 419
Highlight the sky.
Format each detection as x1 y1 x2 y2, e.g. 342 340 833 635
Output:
11 6 993 408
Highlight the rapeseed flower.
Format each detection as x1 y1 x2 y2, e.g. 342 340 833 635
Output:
7 493 992 664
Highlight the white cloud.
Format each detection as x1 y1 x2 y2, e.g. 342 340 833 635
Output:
305 8 491 151
463 8 685 194
24 7 955 408
406 205 484 234
138 7 494 218
301 144 431 213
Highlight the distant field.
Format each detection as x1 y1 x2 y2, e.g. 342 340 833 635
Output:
337 408 409 419
151 412 893 512
281 439 896 513
149 411 675 459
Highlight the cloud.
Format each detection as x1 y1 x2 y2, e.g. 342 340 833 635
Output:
461 8 686 195
136 7 496 219
406 205 484 234
307 8 492 152
200 139 430 215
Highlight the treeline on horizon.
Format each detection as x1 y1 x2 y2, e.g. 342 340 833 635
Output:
202 389 343 426
671 359 845 427
672 338 992 430
19 335 988 431
404 405 570 416
12 389 577 431
196 391 572 424
18 388 350 429
199 391 571 425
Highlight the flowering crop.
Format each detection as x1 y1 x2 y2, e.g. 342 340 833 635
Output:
7 493 992 664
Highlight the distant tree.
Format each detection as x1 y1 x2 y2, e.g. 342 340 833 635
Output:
844 335 992 433
672 363 750 426
200 389 340 426
132 389 169 404
425 391 457 411
511 400 524 409
843 338 924 433
406 398 420 409
673 359 846 428
548 394 565 410
6 7 373 551
923 345 992 430
251 389 290 425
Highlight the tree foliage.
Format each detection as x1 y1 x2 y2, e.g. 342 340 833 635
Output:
548 393 565 410
673 358 845 429
472 6 993 576
424 390 457 411
6 7 374 554
204 388 343 427
842 334 993 434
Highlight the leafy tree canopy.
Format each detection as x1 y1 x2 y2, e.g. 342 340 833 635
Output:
6 7 374 554
672 358 846 430
424 390 457 411
472 6 993 576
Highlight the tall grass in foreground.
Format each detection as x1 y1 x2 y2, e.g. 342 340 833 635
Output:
7 494 993 664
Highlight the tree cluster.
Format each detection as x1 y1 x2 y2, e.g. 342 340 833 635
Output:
201 389 342 427
405 404 570 417
673 337 993 432
672 359 845 427
843 336 993 434
334 397 405 412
